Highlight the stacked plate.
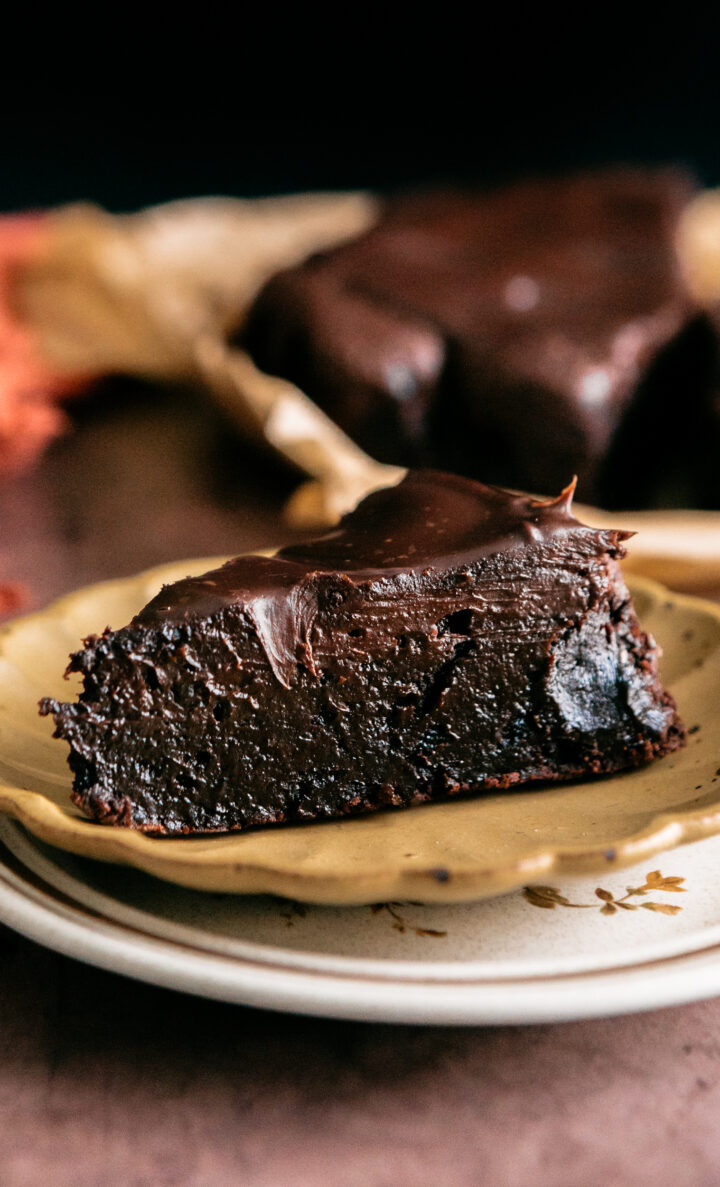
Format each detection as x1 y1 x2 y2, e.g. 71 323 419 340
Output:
1 560 720 1024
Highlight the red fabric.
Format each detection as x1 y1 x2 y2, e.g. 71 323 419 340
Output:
0 215 88 475
0 581 25 619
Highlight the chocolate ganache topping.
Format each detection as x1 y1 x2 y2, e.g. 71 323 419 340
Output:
42 468 681 835
136 471 629 686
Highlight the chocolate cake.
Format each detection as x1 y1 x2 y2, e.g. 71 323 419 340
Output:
40 471 684 835
243 168 719 507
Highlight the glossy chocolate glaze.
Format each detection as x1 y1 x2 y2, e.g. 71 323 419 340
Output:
42 472 683 835
136 472 628 686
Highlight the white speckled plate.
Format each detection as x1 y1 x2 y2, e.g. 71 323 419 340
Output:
0 562 718 904
4 814 720 1022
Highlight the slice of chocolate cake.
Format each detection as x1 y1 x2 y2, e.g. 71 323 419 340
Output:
243 168 718 506
40 472 685 835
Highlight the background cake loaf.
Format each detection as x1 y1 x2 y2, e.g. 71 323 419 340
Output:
243 168 720 509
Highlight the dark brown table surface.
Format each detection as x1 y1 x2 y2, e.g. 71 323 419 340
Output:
1 383 719 1187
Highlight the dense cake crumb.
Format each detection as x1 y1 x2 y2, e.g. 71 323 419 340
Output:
40 472 685 834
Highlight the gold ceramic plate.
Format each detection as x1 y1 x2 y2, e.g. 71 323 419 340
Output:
0 561 718 905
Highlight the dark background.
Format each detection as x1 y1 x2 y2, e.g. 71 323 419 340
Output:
3 36 720 1187
2 27 720 212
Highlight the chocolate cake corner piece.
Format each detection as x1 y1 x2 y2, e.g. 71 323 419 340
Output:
40 471 685 835
243 257 446 467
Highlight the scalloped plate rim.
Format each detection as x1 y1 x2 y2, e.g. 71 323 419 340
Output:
0 561 718 904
